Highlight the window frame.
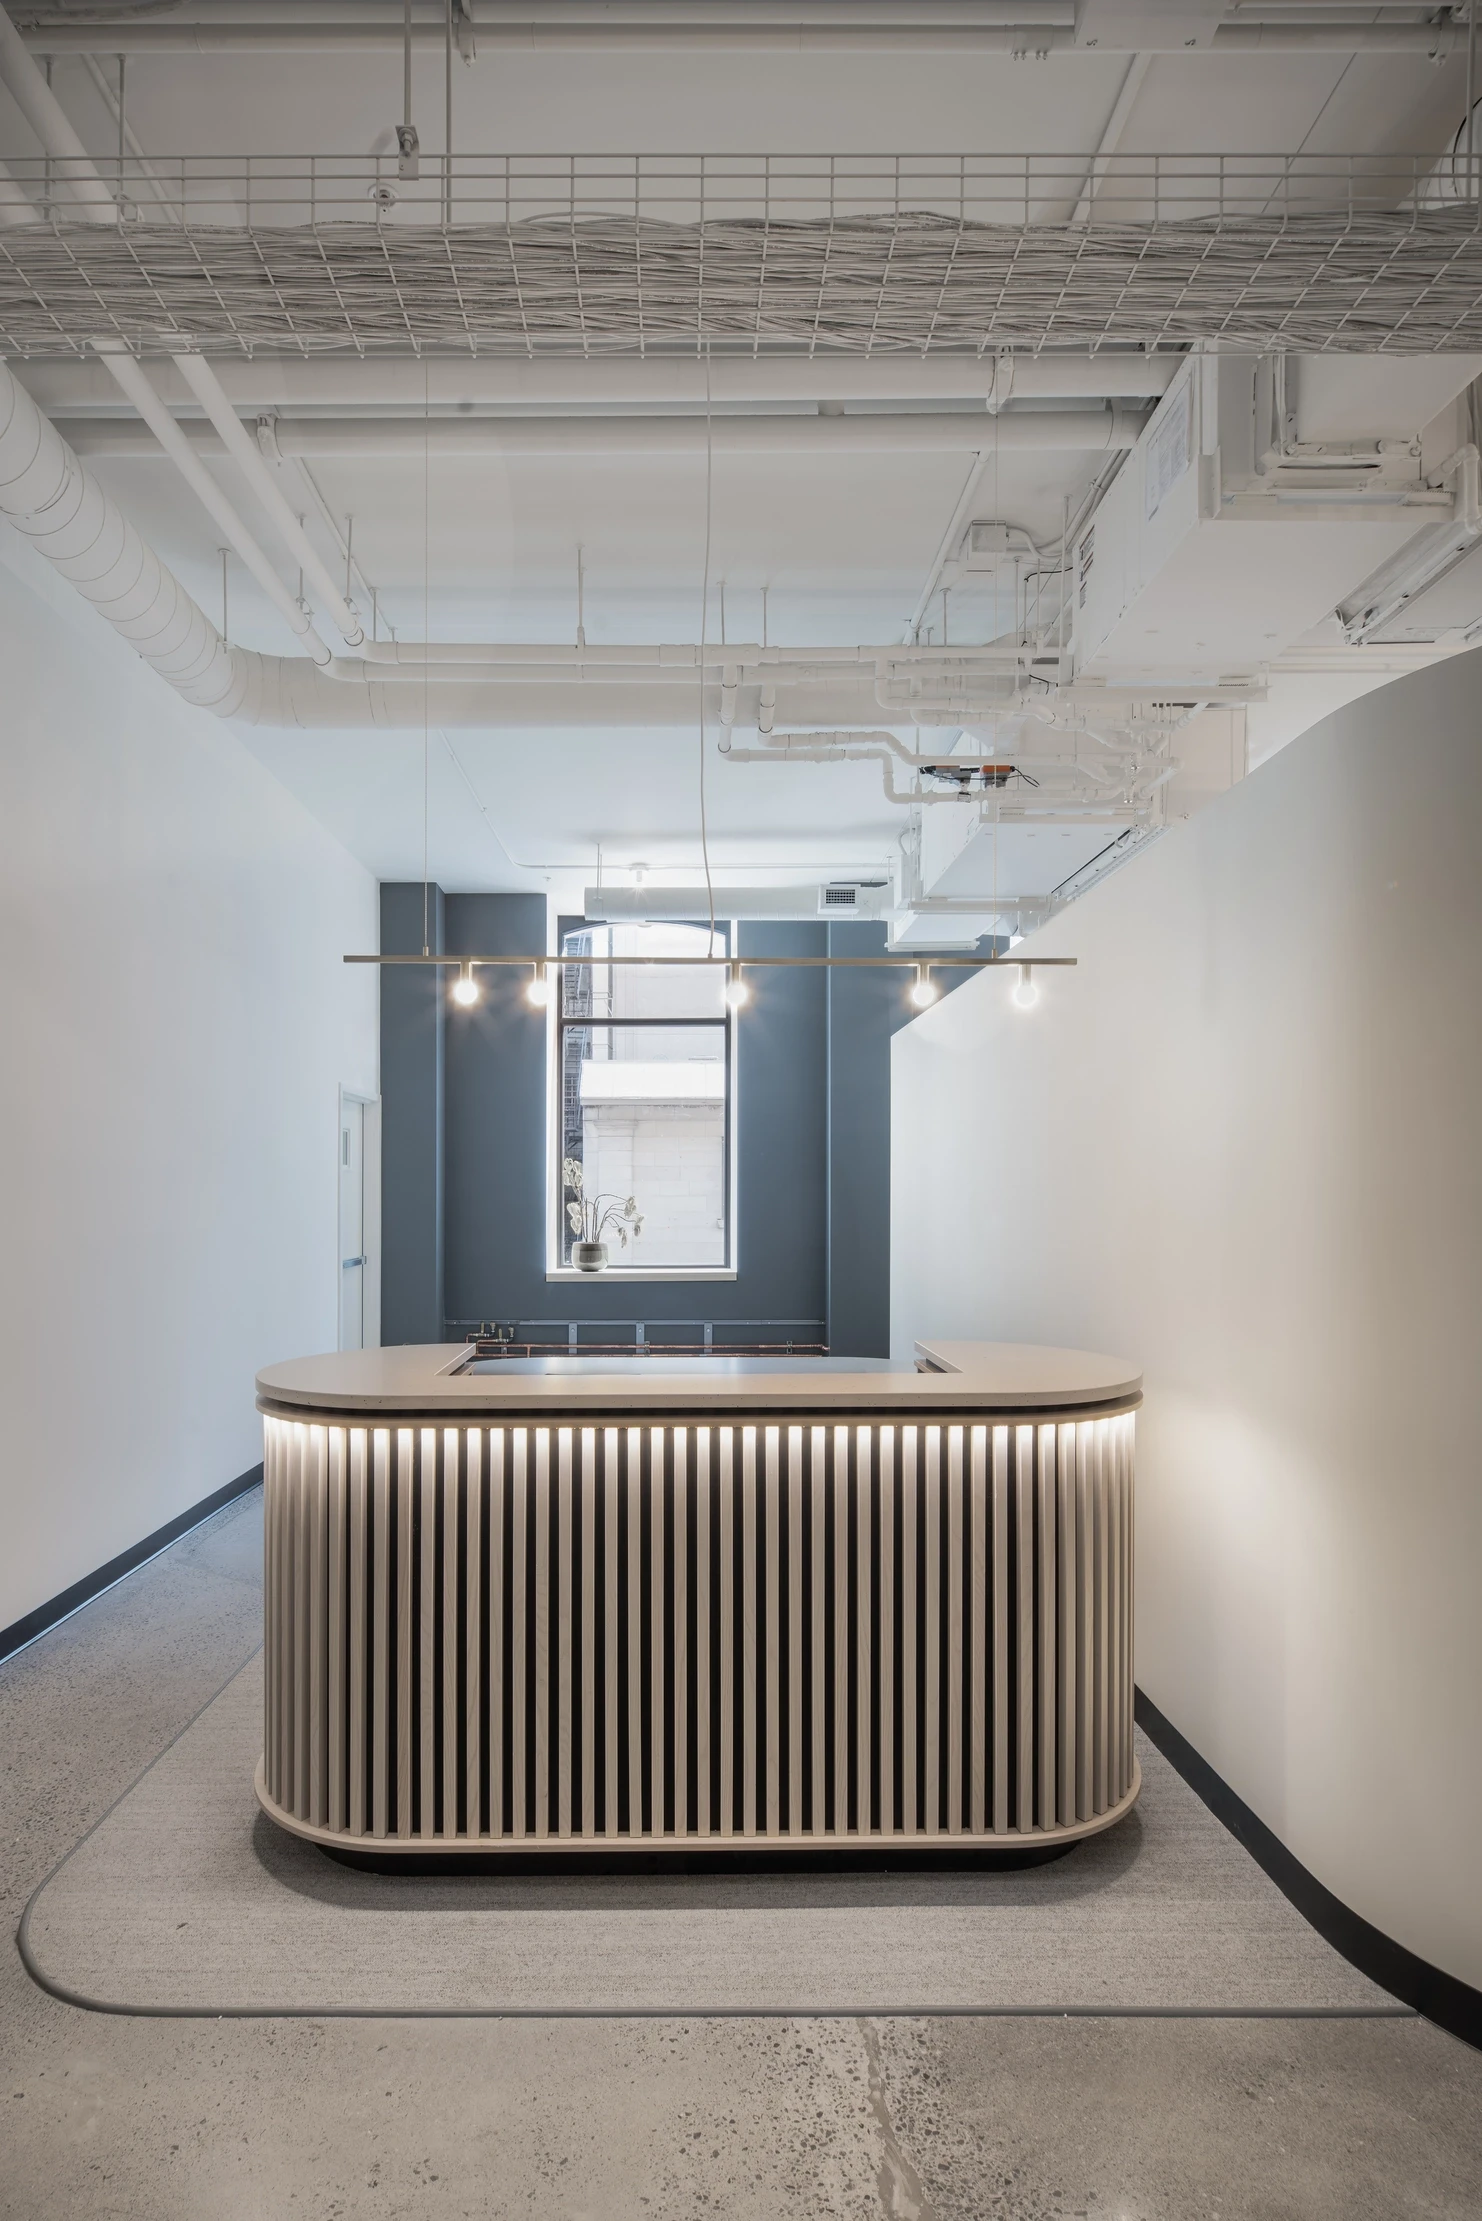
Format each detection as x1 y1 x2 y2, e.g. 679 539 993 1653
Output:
544 923 740 1283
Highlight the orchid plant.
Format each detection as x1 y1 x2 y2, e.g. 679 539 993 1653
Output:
563 1158 644 1251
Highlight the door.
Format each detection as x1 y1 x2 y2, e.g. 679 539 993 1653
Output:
338 1097 365 1351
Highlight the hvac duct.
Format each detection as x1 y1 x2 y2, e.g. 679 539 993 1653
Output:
0 351 239 711
92 345 334 667
585 885 890 924
0 369 957 731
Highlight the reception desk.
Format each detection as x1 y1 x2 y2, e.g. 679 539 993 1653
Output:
255 1341 1141 1857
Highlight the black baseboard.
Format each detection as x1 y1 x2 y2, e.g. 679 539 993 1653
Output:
1135 1687 1481 2053
0 1464 263 1666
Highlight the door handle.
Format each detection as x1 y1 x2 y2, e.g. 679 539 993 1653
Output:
341 1256 365 1269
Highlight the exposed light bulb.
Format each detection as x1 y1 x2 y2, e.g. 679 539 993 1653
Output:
527 963 552 1008
1011 964 1040 1011
724 963 749 1011
452 963 479 1007
910 964 938 1010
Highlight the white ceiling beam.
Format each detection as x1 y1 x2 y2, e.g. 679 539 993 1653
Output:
57 407 1146 459
16 355 1179 414
16 11 1468 52
1069 49 1152 224
1074 1 1222 50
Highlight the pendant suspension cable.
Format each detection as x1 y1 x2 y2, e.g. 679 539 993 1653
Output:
698 341 717 954
422 357 431 959
444 0 454 226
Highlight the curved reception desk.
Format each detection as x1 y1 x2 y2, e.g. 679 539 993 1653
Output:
255 1341 1141 1857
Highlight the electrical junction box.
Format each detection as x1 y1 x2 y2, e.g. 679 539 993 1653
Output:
1069 354 1473 686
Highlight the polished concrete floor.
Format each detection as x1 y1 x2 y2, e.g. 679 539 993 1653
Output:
3 1489 1480 2221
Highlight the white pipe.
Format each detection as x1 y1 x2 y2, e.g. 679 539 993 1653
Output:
78 51 183 225
92 345 334 666
1338 445 1482 642
22 354 1179 413
1216 21 1460 52
168 350 366 647
0 3 117 223
1070 52 1151 226
56 407 1146 461
0 356 1256 736
902 450 998 646
347 640 1025 670
719 740 972 803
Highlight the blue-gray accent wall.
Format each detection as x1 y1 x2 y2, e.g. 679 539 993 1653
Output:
380 888 992 1355
825 921 917 1356
379 882 445 1345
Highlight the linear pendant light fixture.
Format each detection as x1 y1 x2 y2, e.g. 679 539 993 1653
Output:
344 949 1076 1013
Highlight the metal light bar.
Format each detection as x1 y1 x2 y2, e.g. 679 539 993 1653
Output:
345 953 1078 969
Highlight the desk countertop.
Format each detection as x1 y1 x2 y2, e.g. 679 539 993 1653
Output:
257 1340 1142 1418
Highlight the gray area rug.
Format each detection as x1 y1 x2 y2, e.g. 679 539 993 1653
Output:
22 1657 1401 2018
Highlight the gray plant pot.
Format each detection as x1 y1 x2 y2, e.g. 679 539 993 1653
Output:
572 1241 608 1273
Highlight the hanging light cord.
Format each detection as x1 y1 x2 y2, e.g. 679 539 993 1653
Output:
422 357 431 957
698 343 717 954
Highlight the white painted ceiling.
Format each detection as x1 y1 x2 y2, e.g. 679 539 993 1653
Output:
2 10 1474 909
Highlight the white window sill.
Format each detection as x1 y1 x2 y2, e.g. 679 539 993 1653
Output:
545 1268 738 1283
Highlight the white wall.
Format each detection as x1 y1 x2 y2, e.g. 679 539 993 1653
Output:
0 529 378 1634
891 651 1482 1992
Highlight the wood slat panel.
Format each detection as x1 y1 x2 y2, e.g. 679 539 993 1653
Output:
261 1408 1137 1853
832 1424 850 1834
810 1424 826 1833
946 1425 964 1836
1015 1425 1035 1834
901 1425 918 1834
464 1428 482 1840
968 1425 987 1834
991 1426 1010 1836
878 1425 896 1836
580 1427 596 1840
923 1426 940 1834
557 1427 573 1839
327 1427 346 1833
856 1426 873 1837
787 1426 803 1837
348 1426 367 1836
673 1427 688 1837
694 1428 711 1838
764 1426 780 1837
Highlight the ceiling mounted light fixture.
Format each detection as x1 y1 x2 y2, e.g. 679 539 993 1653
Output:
724 962 749 1011
910 964 939 1010
452 960 479 1007
527 962 553 1008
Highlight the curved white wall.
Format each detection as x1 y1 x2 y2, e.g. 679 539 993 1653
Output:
0 527 378 1637
891 651 1482 1991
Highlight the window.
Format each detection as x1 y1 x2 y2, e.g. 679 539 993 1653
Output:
553 921 734 1273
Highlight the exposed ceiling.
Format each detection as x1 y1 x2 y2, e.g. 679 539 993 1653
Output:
3 1 1480 929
